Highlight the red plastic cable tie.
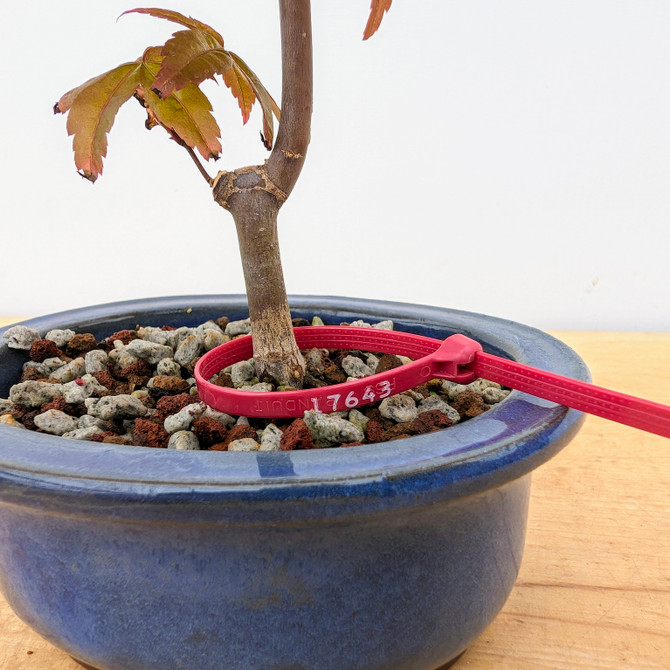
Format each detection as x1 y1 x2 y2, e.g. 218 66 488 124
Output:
194 326 670 438
472 353 670 439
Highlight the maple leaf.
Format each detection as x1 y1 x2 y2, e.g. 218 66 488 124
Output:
227 52 280 149
126 8 279 147
363 0 392 40
56 8 279 181
221 59 257 124
138 47 222 161
151 28 233 98
54 61 148 181
119 7 224 44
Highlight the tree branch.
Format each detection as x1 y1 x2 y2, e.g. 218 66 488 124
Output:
265 0 313 201
183 143 214 186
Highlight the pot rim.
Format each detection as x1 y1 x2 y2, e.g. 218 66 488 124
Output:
0 295 588 503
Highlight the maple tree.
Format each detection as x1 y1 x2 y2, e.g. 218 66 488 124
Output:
55 0 391 387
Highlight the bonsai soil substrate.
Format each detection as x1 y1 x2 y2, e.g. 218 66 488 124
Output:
0 315 510 451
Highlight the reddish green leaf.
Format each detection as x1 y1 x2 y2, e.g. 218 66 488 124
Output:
363 0 392 40
222 60 257 124
140 47 222 160
152 28 233 98
228 52 280 148
55 61 146 181
120 7 224 45
56 8 279 179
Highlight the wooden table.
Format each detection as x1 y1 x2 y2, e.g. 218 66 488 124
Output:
1 320 668 669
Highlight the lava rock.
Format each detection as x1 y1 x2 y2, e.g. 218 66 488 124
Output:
451 390 487 418
29 339 63 363
132 419 170 448
280 418 315 451
413 410 455 434
64 333 98 357
150 375 191 394
191 416 228 447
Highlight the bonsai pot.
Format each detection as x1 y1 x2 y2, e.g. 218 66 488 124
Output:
0 295 588 670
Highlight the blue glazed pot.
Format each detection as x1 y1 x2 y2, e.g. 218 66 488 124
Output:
0 296 588 670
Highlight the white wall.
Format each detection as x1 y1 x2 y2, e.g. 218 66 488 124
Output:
2 1 669 330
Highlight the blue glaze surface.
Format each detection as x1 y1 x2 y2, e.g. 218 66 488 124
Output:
0 296 588 670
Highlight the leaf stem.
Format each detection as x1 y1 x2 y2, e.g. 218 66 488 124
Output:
183 143 214 186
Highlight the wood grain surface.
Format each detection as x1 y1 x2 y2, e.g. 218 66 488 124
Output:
0 321 668 669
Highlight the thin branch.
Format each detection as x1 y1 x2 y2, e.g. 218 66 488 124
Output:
167 128 213 185
182 143 214 186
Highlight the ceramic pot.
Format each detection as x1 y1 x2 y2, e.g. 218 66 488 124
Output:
0 296 588 670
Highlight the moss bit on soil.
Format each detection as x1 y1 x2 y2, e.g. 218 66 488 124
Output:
1 317 510 451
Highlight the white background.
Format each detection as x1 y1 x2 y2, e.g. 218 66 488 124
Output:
1 1 669 330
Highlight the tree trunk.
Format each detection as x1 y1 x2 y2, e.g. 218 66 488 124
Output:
211 0 313 388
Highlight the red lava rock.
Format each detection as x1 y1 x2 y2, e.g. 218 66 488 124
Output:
65 333 98 357
192 417 228 448
153 393 198 423
101 419 127 435
39 396 79 417
374 353 404 374
280 418 314 451
91 370 117 390
412 410 454 434
29 339 63 363
412 383 432 399
132 419 170 448
322 363 347 385
363 407 394 430
222 424 259 450
117 360 153 384
139 394 156 410
450 390 486 418
161 325 177 331
382 422 419 442
20 367 47 383
340 441 364 448
89 431 123 443
6 405 25 421
215 316 229 331
150 376 191 394
20 411 39 431
211 372 234 388
102 435 132 445
426 378 445 392
365 419 385 443
105 330 137 347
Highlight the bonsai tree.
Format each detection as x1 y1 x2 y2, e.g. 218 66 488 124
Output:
55 1 392 388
